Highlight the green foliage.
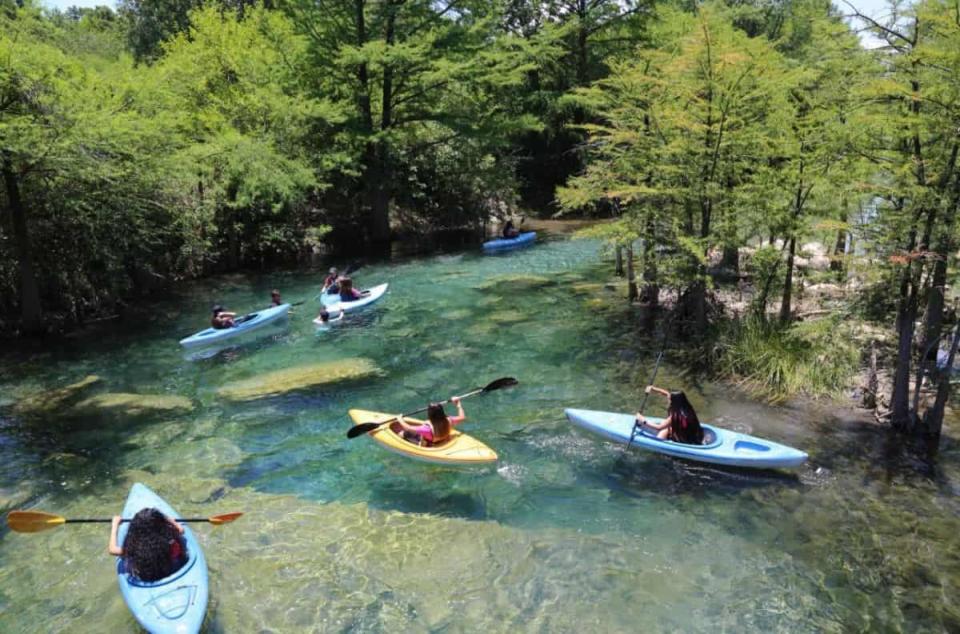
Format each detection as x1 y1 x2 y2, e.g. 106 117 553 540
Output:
745 245 784 316
714 314 860 401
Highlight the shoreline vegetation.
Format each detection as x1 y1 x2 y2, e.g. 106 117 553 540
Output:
3 0 959 444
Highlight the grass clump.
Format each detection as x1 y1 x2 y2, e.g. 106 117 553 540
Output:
714 315 859 402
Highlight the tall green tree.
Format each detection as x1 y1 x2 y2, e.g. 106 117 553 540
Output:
0 3 187 330
560 4 790 330
152 6 344 269
849 0 960 436
285 0 540 245
768 4 870 320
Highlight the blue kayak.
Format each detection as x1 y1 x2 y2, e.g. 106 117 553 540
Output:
482 231 536 251
564 408 808 469
179 303 290 348
116 483 209 634
320 283 388 312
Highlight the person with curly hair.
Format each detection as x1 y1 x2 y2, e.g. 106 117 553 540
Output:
108 508 188 582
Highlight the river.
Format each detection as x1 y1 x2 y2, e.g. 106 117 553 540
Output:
0 232 957 632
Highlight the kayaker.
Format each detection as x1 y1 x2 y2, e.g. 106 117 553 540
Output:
394 397 465 446
321 267 340 295
338 277 365 301
315 307 344 325
270 289 283 306
211 305 236 329
109 508 188 582
635 387 705 445
502 220 520 239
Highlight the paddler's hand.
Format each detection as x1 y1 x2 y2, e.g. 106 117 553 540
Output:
635 413 646 425
451 396 461 404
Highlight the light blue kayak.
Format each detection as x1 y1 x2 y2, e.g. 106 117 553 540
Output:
320 283 388 312
179 303 291 348
564 408 808 469
116 483 208 634
482 231 536 251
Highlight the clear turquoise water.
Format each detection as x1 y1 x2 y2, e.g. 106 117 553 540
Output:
0 234 958 632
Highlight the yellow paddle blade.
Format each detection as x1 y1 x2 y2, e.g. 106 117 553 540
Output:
7 511 67 533
208 512 243 525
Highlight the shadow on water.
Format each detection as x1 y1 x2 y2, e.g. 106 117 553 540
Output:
0 405 197 513
605 452 803 501
812 417 959 495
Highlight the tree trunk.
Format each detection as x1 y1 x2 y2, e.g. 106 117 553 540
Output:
779 236 796 322
366 2 398 246
354 0 390 246
831 229 846 272
575 0 588 85
915 145 960 406
864 340 878 410
922 320 960 438
641 221 658 307
2 155 43 333
720 245 739 272
366 144 391 245
625 244 638 302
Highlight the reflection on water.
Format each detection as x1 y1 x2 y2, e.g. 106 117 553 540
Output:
0 236 958 632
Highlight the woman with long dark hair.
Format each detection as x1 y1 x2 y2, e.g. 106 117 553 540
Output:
394 397 466 446
108 508 188 582
338 276 364 302
635 386 705 445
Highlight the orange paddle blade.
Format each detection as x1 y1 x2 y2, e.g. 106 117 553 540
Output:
208 512 243 525
7 511 67 533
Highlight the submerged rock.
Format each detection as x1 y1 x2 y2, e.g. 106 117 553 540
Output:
475 274 554 292
570 282 605 295
14 375 102 416
70 393 194 417
487 310 528 324
217 358 381 401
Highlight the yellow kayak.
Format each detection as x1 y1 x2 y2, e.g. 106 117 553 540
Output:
348 409 498 465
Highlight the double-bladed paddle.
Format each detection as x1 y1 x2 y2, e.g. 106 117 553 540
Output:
628 341 666 448
345 377 519 439
7 510 244 534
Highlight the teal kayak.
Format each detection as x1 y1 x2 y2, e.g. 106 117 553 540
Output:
179 303 290 348
116 483 209 634
564 408 808 469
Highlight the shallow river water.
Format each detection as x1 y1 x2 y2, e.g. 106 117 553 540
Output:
0 234 958 633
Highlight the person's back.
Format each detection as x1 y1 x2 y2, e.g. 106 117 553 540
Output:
394 398 465 446
109 508 187 582
503 220 519 239
635 386 704 445
667 392 704 445
339 277 361 301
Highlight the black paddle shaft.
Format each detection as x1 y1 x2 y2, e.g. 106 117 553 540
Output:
346 377 518 438
63 518 214 523
628 346 665 448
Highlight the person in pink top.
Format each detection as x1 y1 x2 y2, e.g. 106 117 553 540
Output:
394 397 465 446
